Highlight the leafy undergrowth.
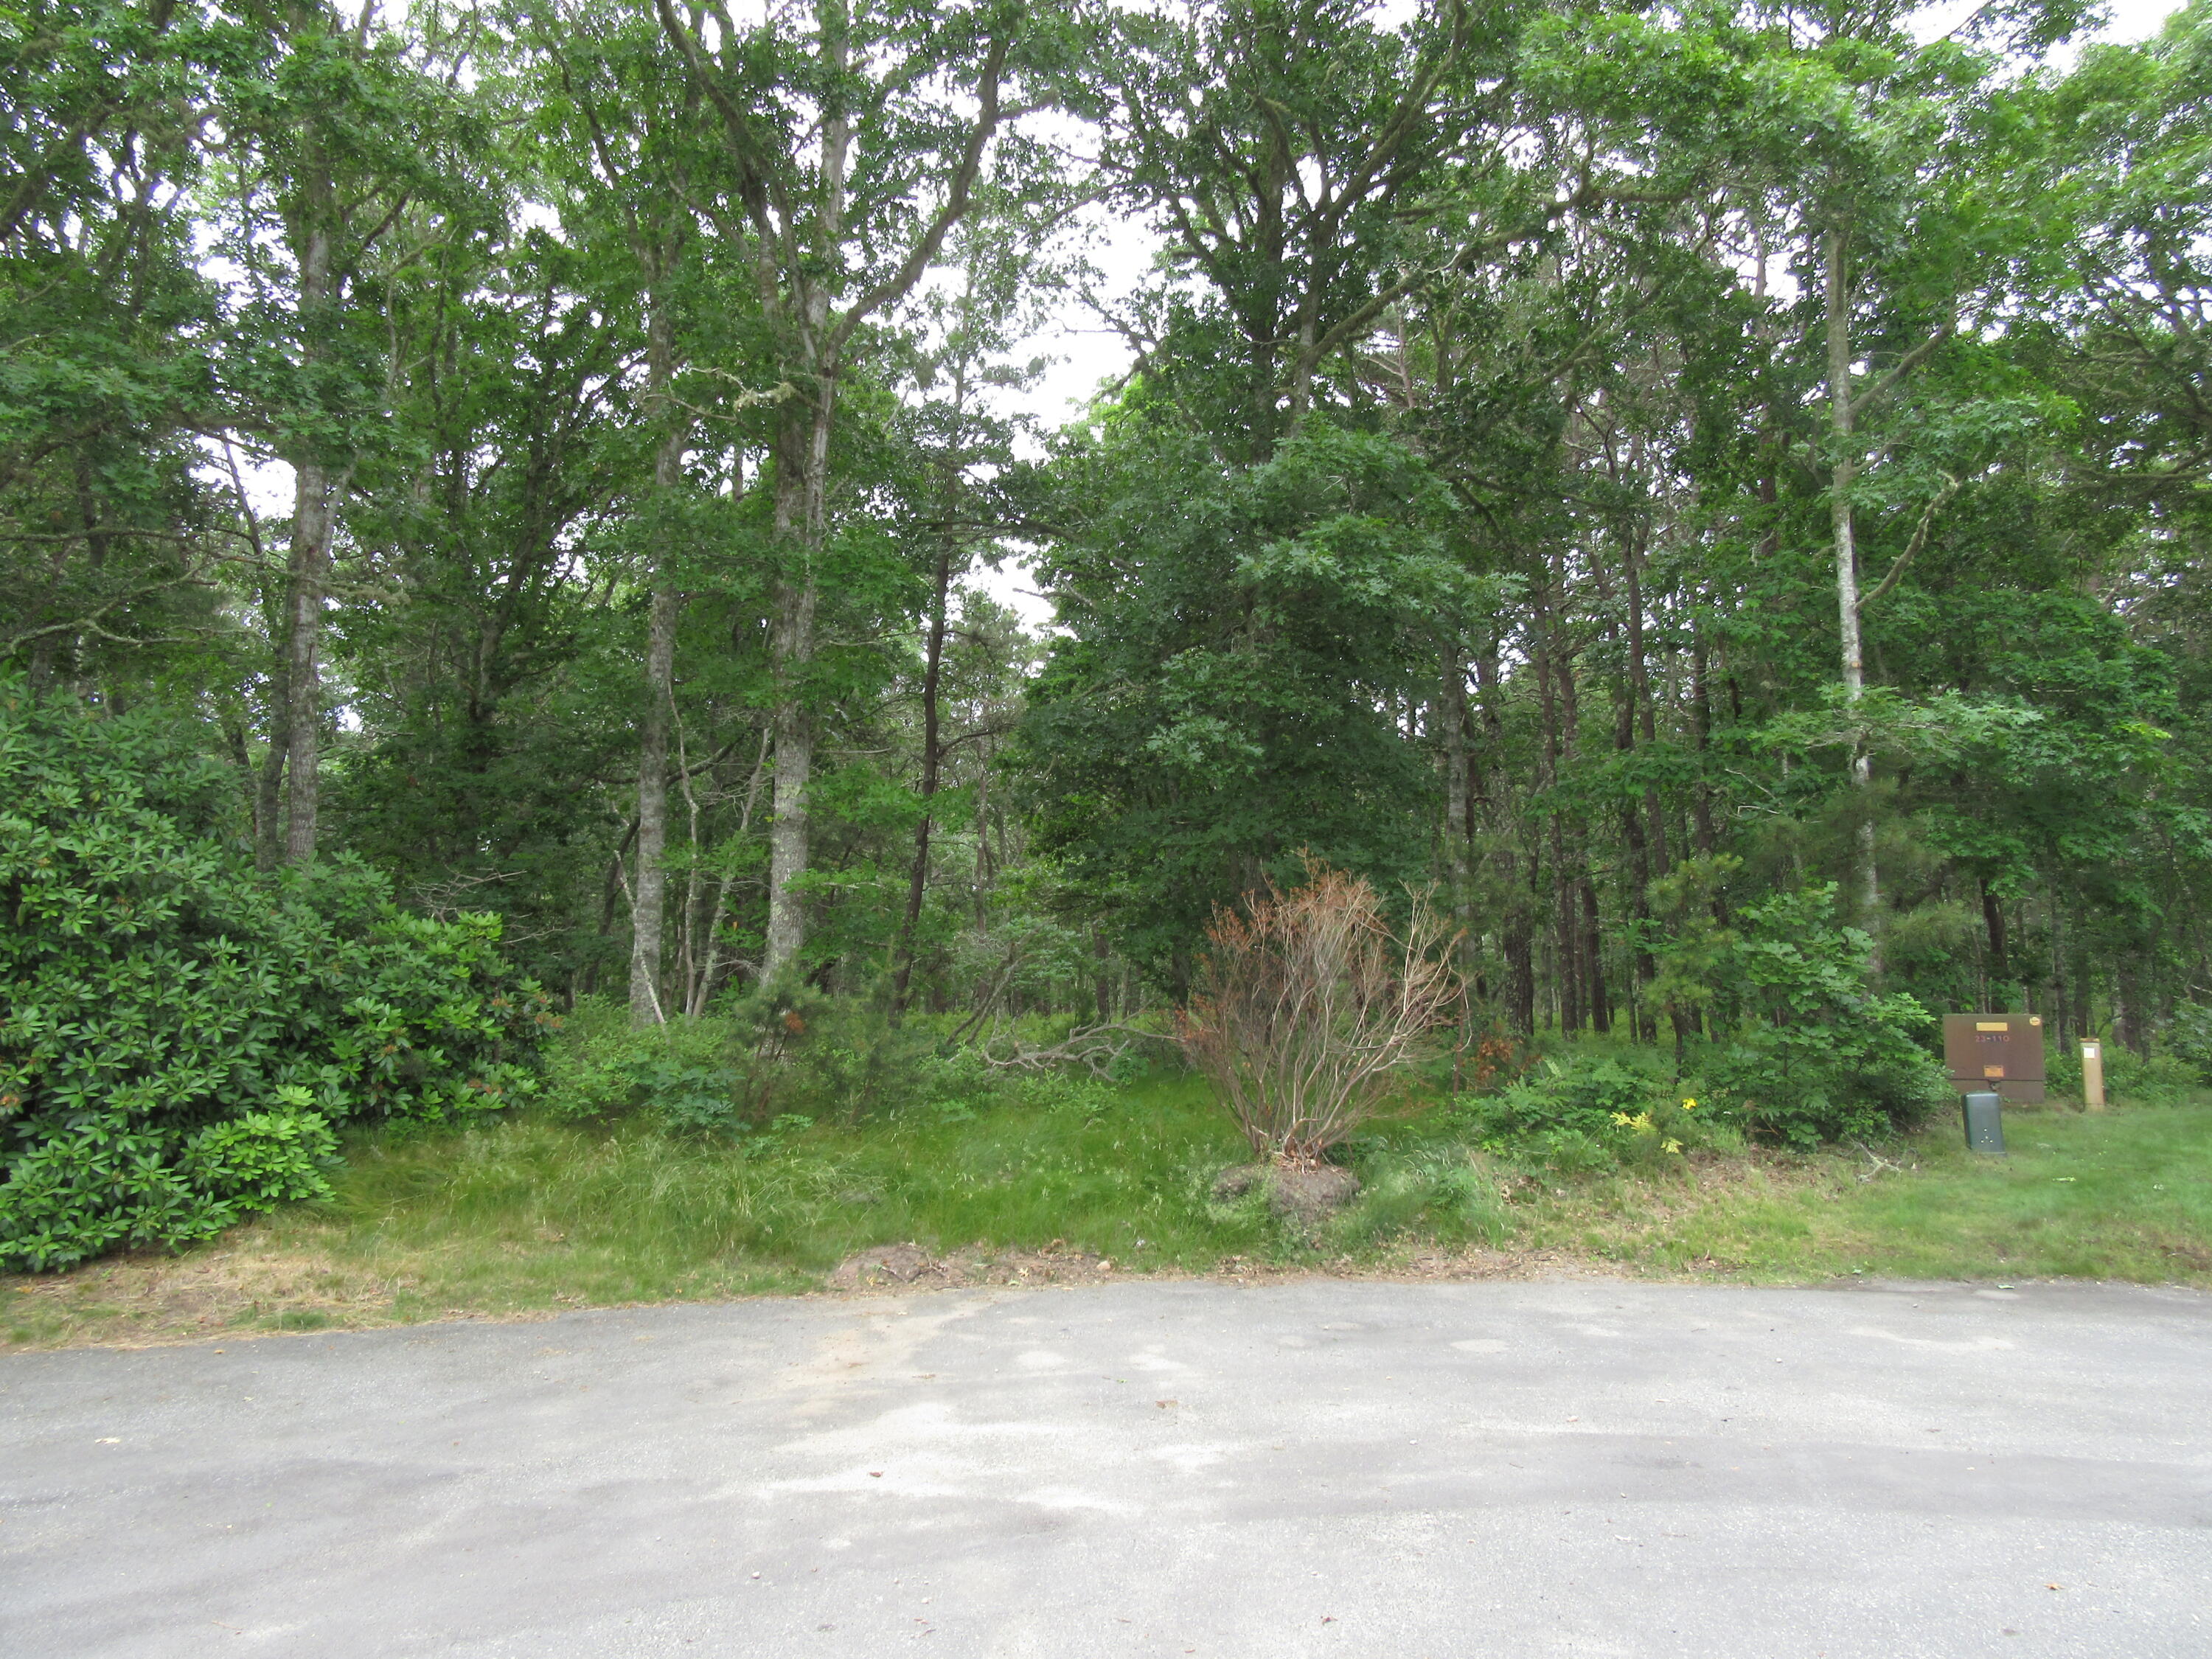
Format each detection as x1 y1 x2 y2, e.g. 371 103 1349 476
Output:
7 1079 2208 1351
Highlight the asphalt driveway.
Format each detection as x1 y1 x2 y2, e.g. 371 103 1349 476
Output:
4 1277 2208 1658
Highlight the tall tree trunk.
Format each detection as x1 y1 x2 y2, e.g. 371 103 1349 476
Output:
1534 604 1578 1034
1476 643 1534 1040
2115 961 2148 1057
277 187 339 866
1579 875 1608 1035
1093 929 1114 1024
2047 919 2064 1048
650 4 1005 983
761 38 852 981
256 662 289 873
629 288 686 1026
1690 614 1717 858
1552 641 1607 1034
628 578 679 1025
891 538 953 1020
1621 523 1670 880
1824 223 1880 951
1438 644 1473 971
280 459 337 864
690 728 772 1016
1981 879 2010 1011
1615 672 1657 1043
2070 921 2094 1047
763 389 833 981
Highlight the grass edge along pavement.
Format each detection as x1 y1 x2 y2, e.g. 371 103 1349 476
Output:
5 1078 2210 1352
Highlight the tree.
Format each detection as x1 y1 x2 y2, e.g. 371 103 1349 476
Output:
215 0 474 865
650 0 1046 981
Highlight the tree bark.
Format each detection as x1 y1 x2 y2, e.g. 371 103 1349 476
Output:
760 18 852 983
1534 605 1578 1034
689 728 772 1016
1690 616 1717 858
280 456 336 865
277 184 339 866
1475 643 1534 1039
1824 223 1880 949
1621 521 1670 880
1438 644 1473 970
255 660 289 873
1981 879 2011 1010
762 390 833 981
891 536 953 1020
1579 874 1608 1035
628 576 679 1026
629 287 686 1026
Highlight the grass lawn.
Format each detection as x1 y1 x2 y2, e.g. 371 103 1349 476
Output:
6 1079 2208 1351
1506 1096 2212 1282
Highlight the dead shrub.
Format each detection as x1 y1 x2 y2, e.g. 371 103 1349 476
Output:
1177 861 1460 1166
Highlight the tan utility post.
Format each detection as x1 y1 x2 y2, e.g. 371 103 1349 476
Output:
2079 1040 2106 1113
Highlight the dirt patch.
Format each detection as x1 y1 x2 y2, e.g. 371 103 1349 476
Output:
827 1243 934 1288
813 1238 1635 1300
1269 1165 1361 1223
5 1231 1663 1353
1 1234 419 1352
825 1241 1140 1294
1209 1162 1363 1223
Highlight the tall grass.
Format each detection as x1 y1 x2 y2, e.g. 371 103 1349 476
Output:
307 1074 1273 1302
8 1064 2210 1351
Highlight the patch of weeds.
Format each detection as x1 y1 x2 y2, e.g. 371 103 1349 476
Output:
1329 1149 1514 1253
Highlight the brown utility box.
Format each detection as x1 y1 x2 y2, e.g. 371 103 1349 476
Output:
1943 1013 2046 1104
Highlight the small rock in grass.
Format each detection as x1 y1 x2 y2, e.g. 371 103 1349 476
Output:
1211 1162 1361 1222
827 1243 933 1289
1267 1164 1362 1224
1211 1165 1267 1202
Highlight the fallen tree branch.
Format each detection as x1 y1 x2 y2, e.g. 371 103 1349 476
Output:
979 1022 1180 1079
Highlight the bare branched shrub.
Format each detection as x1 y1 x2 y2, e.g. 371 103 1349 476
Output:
1178 862 1461 1166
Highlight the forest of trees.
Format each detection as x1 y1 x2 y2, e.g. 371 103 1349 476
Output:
7 0 2211 1064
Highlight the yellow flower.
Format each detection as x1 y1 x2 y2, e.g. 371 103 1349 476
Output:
1663 1138 1683 1155
1681 1098 1697 1110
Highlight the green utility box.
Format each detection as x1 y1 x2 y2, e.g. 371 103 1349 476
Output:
1961 1090 2006 1155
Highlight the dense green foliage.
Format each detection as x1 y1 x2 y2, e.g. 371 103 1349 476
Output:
7 0 2212 1265
0 688 550 1267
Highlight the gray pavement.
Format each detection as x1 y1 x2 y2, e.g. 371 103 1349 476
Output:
3 1277 2209 1658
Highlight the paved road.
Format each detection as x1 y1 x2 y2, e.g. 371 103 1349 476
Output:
4 1279 2209 1658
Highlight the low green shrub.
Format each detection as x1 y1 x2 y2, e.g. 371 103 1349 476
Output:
2103 1047 2201 1104
546 1008 750 1135
1436 1051 1733 1173
2162 1004 2212 1085
542 992 1107 1140
2043 1043 2197 1104
1476 1054 1669 1138
0 688 552 1269
1688 888 1948 1147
